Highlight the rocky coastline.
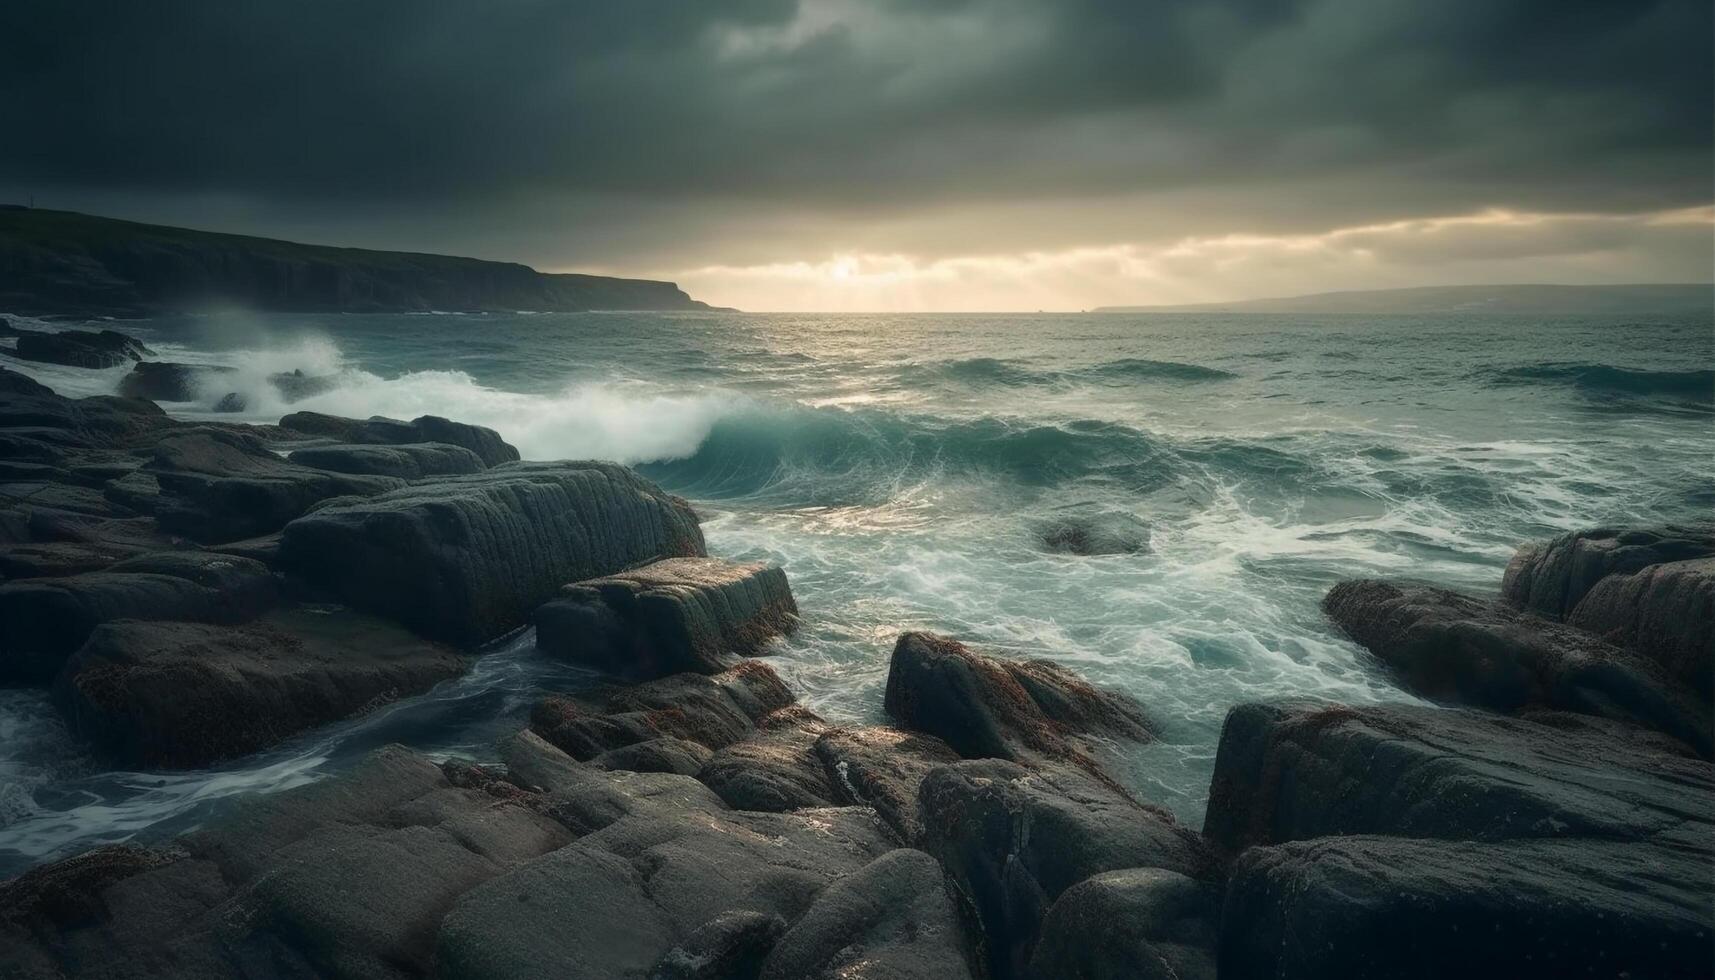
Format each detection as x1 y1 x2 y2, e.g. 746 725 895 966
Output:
1 331 1711 979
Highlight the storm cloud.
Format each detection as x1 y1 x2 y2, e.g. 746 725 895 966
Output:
2 0 1709 307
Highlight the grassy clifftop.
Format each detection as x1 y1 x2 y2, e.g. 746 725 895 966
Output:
0 207 719 315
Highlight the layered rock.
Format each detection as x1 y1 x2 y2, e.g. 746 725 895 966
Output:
278 462 704 646
9 328 152 368
1324 578 1710 755
535 557 797 678
53 608 468 768
0 551 277 683
530 661 795 763
287 441 488 479
1204 700 1715 979
278 411 520 467
884 631 1153 770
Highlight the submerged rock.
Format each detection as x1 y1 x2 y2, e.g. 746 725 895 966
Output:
53 608 468 768
288 441 487 479
0 551 277 683
884 631 1153 769
279 461 704 646
1031 508 1150 556
1324 579 1710 755
535 556 797 678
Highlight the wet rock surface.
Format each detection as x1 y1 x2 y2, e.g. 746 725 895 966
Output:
278 411 521 466
287 441 488 479
535 556 798 678
8 328 152 368
1030 868 1218 980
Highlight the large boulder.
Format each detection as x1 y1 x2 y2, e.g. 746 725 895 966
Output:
535 557 797 678
117 361 235 402
758 848 976 980
918 759 1211 980
1501 524 1715 620
278 411 520 467
696 706 836 812
1323 579 1710 755
884 631 1153 769
1029 868 1218 980
146 428 404 542
1566 556 1714 699
286 441 487 479
278 461 703 646
0 551 277 684
10 328 152 369
53 608 468 768
1219 834 1712 980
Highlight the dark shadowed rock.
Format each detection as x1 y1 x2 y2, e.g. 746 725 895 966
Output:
1220 834 1713 980
0 551 276 683
531 661 795 762
287 441 487 479
278 411 520 466
211 392 247 412
536 557 797 679
117 361 235 402
11 328 152 369
1501 524 1715 620
53 608 468 768
813 726 962 844
1568 556 1714 700
1029 868 1218 980
1323 579 1710 755
268 369 338 402
654 910 787 980
1032 508 1150 556
696 706 836 813
146 427 404 542
918 759 1211 980
760 848 975 980
278 461 704 645
884 631 1153 770
1202 700 1714 852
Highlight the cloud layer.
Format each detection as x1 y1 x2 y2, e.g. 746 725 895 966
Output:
2 0 1709 307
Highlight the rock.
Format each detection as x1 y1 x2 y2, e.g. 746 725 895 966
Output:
1202 700 1714 852
883 632 1153 769
146 428 404 542
1323 579 1711 755
278 411 520 466
1567 556 1714 700
0 551 277 684
536 557 797 679
278 461 704 646
287 441 488 479
696 706 836 813
211 391 247 412
1032 508 1150 556
436 803 895 980
1029 868 1218 980
592 736 714 776
10 328 152 369
1219 835 1713 980
1501 524 1715 620
116 361 235 402
0 365 54 397
268 369 338 402
531 661 795 762
53 608 469 768
918 759 1211 979
813 726 961 844
654 910 787 980
759 848 975 980
499 729 729 835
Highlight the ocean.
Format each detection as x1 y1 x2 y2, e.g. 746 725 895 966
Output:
2 309 1710 875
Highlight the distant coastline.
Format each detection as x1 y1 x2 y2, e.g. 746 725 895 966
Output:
1093 283 1714 315
0 206 727 317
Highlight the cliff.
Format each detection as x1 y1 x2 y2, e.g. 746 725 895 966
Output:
0 206 720 315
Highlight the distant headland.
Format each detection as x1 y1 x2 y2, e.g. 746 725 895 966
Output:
0 206 725 316
1093 283 1713 315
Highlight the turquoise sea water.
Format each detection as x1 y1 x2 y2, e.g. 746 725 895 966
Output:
2 310 1711 874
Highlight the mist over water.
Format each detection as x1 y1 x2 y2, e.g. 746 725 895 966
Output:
2 310 1711 873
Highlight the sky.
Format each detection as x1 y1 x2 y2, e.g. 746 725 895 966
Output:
3 0 1711 311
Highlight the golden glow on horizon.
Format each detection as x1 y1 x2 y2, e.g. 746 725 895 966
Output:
653 205 1714 312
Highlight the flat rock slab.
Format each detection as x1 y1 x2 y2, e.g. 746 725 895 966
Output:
1324 579 1710 755
278 461 705 646
1221 834 1714 980
0 551 277 684
54 608 469 768
286 441 488 479
884 631 1153 770
535 556 797 678
278 411 520 467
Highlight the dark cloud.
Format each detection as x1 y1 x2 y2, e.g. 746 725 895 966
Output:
0 0 1707 270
